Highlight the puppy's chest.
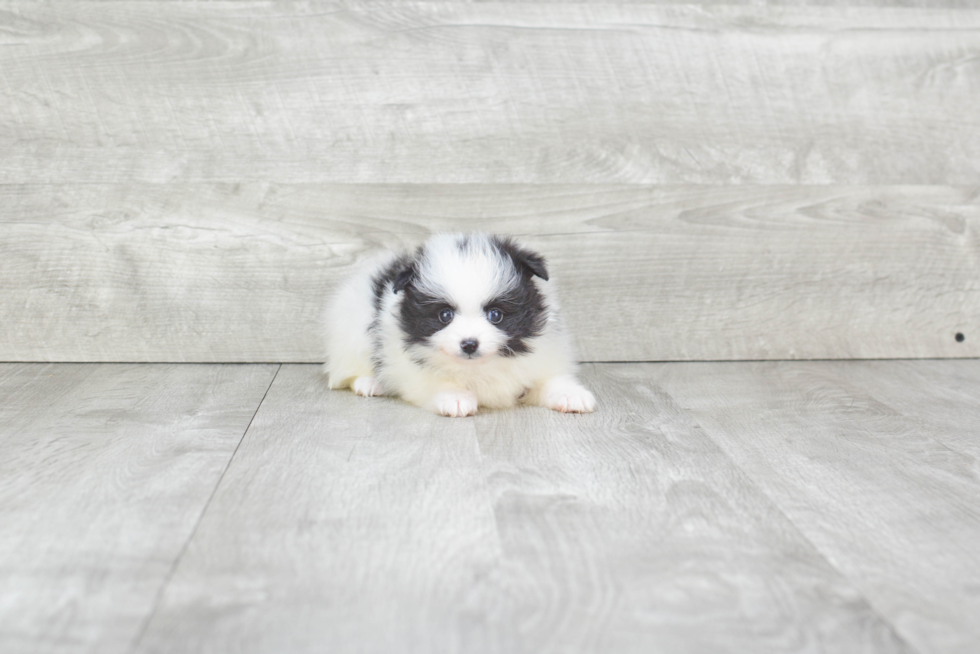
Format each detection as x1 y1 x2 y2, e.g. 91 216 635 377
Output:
457 364 530 408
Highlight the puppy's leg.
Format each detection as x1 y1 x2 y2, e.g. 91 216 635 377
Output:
534 374 596 413
352 376 385 397
427 389 479 418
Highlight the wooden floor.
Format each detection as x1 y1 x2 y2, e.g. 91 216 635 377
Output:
2 360 978 654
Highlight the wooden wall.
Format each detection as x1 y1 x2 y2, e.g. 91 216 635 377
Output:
2 2 978 362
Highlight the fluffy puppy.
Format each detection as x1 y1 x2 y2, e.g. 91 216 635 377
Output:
323 233 595 417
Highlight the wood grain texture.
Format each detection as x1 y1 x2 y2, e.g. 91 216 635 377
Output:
135 364 912 654
653 360 980 654
2 2 980 184
819 359 980 460
476 0 980 5
473 363 912 653
133 364 515 654
0 363 278 654
2 183 977 362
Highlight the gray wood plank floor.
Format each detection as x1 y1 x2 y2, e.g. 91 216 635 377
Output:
652 361 980 654
3 360 978 654
0 363 280 654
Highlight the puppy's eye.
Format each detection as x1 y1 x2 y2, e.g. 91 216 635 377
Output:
487 309 503 324
438 309 454 324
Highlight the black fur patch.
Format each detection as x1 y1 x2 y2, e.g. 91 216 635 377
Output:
484 237 548 355
369 254 413 372
389 244 454 347
371 254 413 313
398 284 455 347
483 278 547 356
490 235 549 281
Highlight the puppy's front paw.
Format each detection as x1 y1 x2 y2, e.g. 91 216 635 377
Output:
352 376 384 397
432 390 479 418
541 377 596 414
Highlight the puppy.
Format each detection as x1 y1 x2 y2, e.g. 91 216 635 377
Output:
323 233 595 417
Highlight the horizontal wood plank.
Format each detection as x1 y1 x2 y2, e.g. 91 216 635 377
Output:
2 2 980 184
2 183 977 362
0 363 278 654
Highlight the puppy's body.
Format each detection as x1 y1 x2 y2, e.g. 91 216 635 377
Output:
324 233 595 417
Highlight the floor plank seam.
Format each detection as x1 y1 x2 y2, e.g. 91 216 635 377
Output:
657 383 926 654
125 363 282 654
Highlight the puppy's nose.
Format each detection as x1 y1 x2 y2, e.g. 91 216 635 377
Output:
460 339 479 355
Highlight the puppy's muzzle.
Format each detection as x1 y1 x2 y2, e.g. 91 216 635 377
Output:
460 339 479 355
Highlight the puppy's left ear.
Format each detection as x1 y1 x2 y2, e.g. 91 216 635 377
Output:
392 265 415 293
513 246 549 281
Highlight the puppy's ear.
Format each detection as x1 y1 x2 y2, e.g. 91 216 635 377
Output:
512 246 549 281
392 265 415 294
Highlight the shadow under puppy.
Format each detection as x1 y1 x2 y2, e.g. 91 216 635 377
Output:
324 233 595 417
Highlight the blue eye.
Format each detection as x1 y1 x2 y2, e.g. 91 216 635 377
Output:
438 309 454 324
487 309 503 324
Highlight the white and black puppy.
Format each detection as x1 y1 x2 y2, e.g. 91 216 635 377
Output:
323 233 595 417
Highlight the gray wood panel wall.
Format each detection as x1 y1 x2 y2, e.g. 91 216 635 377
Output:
3 2 978 362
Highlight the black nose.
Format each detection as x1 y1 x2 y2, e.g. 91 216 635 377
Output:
460 339 479 355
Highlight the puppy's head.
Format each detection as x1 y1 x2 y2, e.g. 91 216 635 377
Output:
393 233 549 362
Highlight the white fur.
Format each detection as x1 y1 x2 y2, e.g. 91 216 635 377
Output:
322 250 401 391
323 234 596 417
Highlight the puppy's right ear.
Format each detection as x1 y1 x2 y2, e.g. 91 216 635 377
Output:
392 266 414 294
